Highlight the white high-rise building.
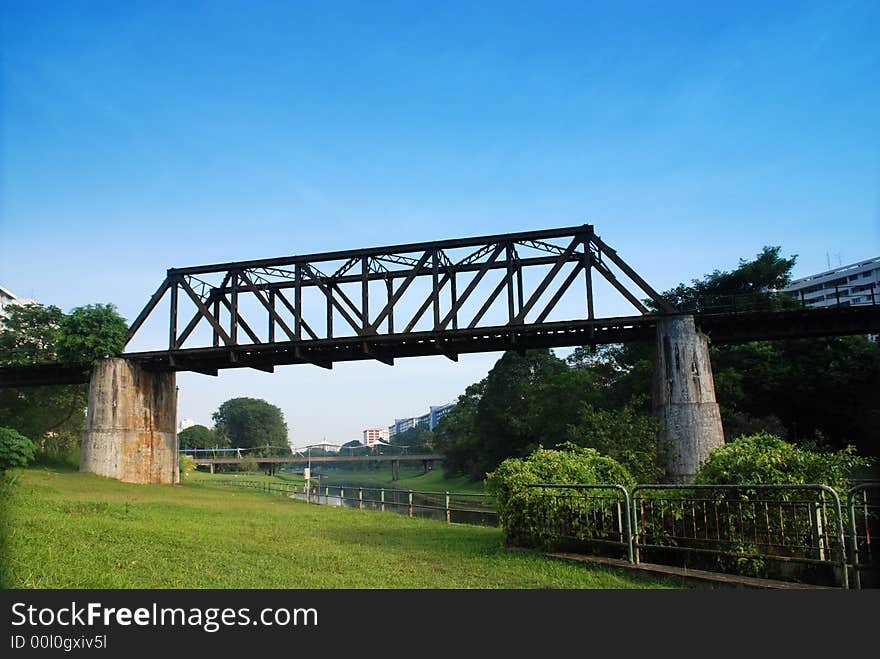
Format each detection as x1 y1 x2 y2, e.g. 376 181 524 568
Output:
0 284 37 323
782 257 880 308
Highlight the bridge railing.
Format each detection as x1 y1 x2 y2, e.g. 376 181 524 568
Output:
682 287 878 315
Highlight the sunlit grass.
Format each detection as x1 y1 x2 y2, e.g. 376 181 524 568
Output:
0 468 691 589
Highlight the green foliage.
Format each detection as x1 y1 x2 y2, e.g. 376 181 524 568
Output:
178 424 216 450
57 303 128 366
0 427 36 472
178 454 196 477
0 303 64 364
0 303 87 456
695 432 873 491
486 444 634 548
390 424 433 450
566 400 663 482
211 397 288 451
661 246 797 312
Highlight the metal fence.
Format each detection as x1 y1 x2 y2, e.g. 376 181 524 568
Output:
848 482 880 589
521 482 880 588
524 484 632 562
207 479 498 527
631 484 847 587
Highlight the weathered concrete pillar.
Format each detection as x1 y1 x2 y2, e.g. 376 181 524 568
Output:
391 459 400 481
654 315 724 483
80 358 179 484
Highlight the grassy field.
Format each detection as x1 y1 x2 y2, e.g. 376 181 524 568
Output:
0 467 692 589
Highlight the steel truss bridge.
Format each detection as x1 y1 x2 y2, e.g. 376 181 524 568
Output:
2 224 879 387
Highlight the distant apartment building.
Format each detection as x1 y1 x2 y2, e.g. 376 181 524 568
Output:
0 284 37 322
177 418 196 432
782 257 879 308
388 401 457 438
362 427 390 448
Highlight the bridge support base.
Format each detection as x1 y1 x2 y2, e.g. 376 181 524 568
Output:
80 358 179 485
391 459 400 481
654 316 725 483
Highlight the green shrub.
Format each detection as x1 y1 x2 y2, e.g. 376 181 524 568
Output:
486 443 634 548
695 432 872 492
0 427 36 472
179 455 196 477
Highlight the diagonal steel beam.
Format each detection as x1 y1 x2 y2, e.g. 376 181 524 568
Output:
592 258 650 314
178 277 233 345
303 267 365 336
512 236 582 324
238 271 297 341
274 289 319 340
591 235 676 313
534 262 584 323
368 250 432 332
125 278 171 346
467 273 512 329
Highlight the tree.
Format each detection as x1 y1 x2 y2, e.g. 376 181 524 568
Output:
211 398 289 453
0 304 87 457
57 303 128 366
662 246 797 312
178 424 216 450
0 427 36 472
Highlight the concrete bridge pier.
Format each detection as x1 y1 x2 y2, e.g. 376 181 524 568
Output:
422 459 433 474
80 358 179 484
654 315 725 483
391 459 400 481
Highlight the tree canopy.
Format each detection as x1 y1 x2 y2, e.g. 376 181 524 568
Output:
211 397 289 453
178 424 217 450
0 302 127 458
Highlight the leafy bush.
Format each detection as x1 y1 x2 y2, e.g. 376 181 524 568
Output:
179 455 196 477
695 432 872 492
486 443 634 548
0 427 36 472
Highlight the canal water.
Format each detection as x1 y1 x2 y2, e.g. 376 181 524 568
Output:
288 478 497 527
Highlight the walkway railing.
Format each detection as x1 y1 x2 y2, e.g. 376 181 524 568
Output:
205 479 497 527
522 482 880 588
683 288 878 314
848 481 880 589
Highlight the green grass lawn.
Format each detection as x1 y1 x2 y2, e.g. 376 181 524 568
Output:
0 468 691 589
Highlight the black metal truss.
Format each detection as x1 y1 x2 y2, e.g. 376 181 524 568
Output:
121 224 676 373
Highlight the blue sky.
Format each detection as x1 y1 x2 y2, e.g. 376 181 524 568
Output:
2 1 878 446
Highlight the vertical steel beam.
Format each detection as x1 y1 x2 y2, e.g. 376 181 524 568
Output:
230 271 239 345
169 279 178 350
362 256 370 332
450 271 458 330
327 285 334 339
385 278 394 334
432 250 440 330
294 264 302 340
268 288 276 343
506 243 516 324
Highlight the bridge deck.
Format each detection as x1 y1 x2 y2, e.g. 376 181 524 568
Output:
1 306 877 387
